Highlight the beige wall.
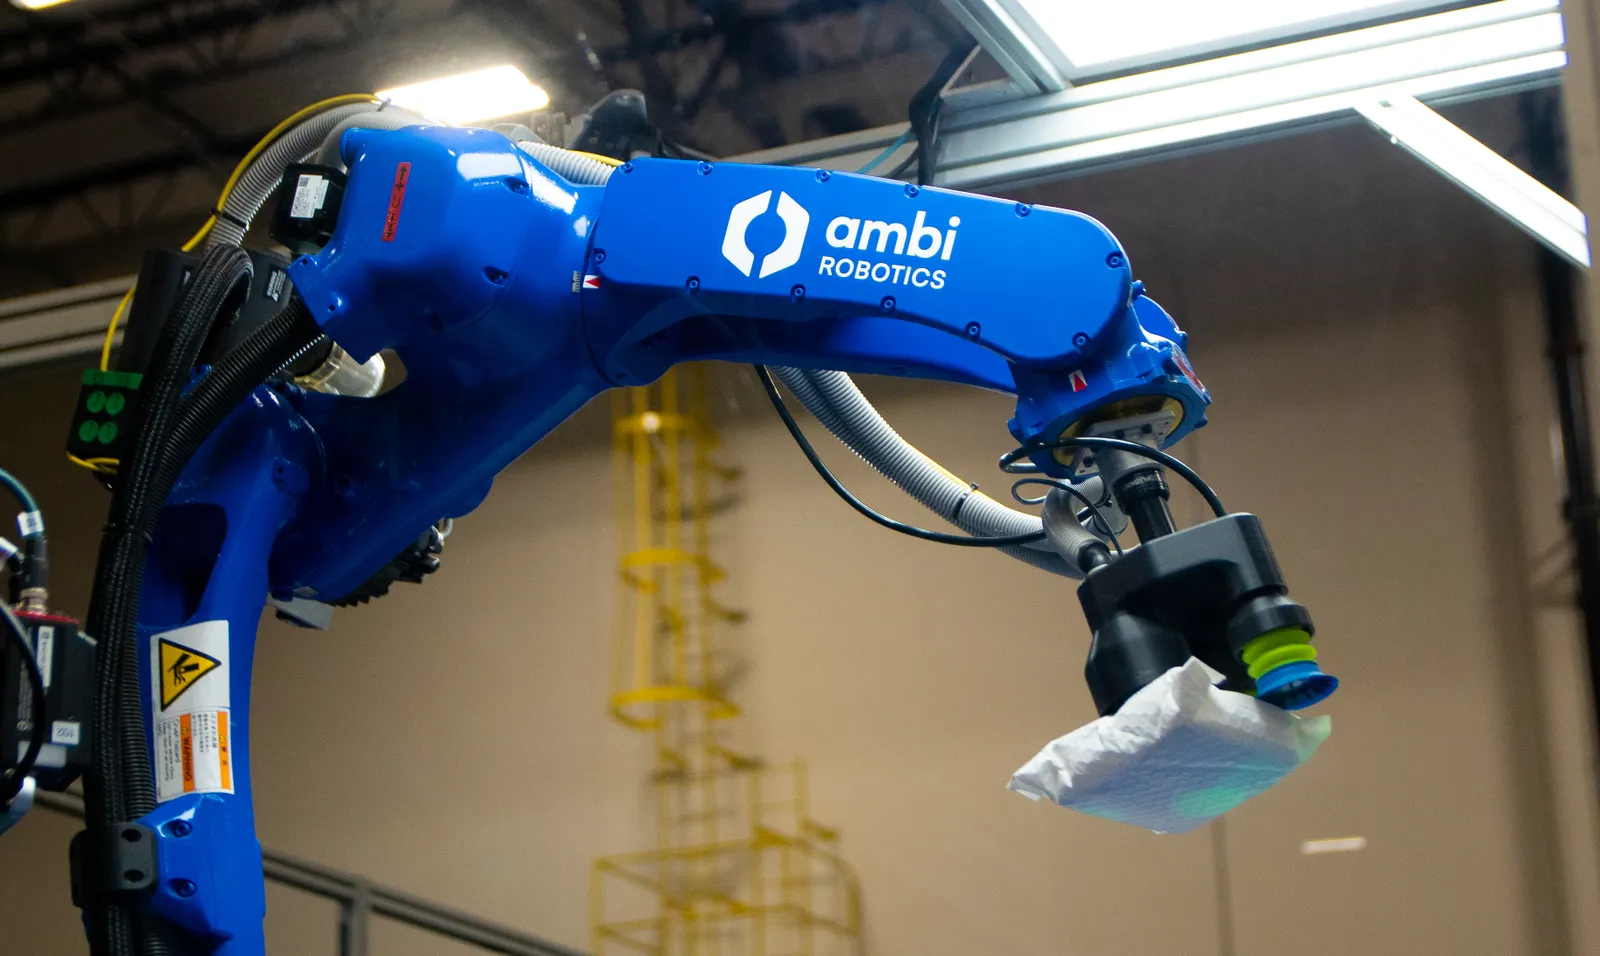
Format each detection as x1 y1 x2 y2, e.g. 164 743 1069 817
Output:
4 98 1600 956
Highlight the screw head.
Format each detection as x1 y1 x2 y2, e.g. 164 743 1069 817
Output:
686 276 701 292
965 322 981 338
904 184 920 198
1015 203 1032 217
1106 252 1125 268
172 879 197 898
620 161 634 173
592 250 606 264
1073 332 1090 348
881 296 897 313
791 284 806 299
697 161 713 175
815 169 831 182
168 819 192 838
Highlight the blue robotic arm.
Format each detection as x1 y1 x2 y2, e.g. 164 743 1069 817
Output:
279 124 1210 600
83 123 1325 956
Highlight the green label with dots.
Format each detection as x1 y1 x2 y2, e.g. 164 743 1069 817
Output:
80 369 142 390
69 367 141 462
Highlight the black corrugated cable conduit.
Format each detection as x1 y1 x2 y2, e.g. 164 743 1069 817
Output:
84 245 254 956
83 253 320 956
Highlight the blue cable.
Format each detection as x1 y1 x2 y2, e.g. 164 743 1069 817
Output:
856 130 912 174
0 468 38 517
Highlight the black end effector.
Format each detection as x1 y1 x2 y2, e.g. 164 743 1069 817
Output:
1076 513 1334 715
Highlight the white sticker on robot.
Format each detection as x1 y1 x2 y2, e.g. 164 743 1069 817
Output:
34 625 53 690
289 174 330 219
16 510 42 536
51 721 80 746
150 621 234 802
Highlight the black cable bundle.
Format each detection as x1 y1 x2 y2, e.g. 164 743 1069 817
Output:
80 246 322 956
891 40 979 185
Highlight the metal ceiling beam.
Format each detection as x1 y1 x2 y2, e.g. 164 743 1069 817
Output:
0 274 132 372
0 0 436 131
0 0 337 85
0 0 945 252
0 132 259 215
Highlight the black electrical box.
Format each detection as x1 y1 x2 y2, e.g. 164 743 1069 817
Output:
75 247 296 475
270 163 347 256
3 611 95 792
117 248 295 377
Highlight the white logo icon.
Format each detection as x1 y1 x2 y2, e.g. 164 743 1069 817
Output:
722 190 810 278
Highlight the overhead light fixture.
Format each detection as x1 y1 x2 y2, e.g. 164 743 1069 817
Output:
10 0 76 10
377 65 549 125
1357 94 1589 267
942 0 1493 89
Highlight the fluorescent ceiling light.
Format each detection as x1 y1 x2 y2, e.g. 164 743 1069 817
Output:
1357 94 1589 267
377 65 549 125
10 0 75 9
944 0 1481 87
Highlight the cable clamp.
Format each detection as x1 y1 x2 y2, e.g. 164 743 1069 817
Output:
69 823 160 908
210 207 250 231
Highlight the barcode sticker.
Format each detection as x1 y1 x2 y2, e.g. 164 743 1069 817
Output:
16 511 41 536
289 174 330 219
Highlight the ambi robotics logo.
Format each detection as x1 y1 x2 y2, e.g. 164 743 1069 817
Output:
720 189 958 289
721 190 809 278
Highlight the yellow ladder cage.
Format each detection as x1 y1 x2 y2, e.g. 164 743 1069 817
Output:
593 366 863 956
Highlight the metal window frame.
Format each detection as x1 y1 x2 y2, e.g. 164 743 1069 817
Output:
744 0 1566 192
939 0 1488 89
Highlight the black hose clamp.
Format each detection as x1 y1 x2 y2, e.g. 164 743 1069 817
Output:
69 823 160 908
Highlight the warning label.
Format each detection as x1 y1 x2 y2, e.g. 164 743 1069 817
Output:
158 638 221 710
150 622 233 803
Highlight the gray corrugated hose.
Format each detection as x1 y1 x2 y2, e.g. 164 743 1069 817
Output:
770 367 1081 579
514 141 618 186
1042 487 1108 572
207 104 433 249
311 106 433 167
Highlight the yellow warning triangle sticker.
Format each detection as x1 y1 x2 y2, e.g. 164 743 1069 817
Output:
158 638 221 710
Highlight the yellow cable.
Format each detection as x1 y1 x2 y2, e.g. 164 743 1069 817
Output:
81 93 380 474
99 287 136 372
66 454 118 475
569 149 625 167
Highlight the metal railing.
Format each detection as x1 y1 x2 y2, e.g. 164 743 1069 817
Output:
35 790 586 956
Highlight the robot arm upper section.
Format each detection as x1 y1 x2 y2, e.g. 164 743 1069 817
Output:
580 158 1212 475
